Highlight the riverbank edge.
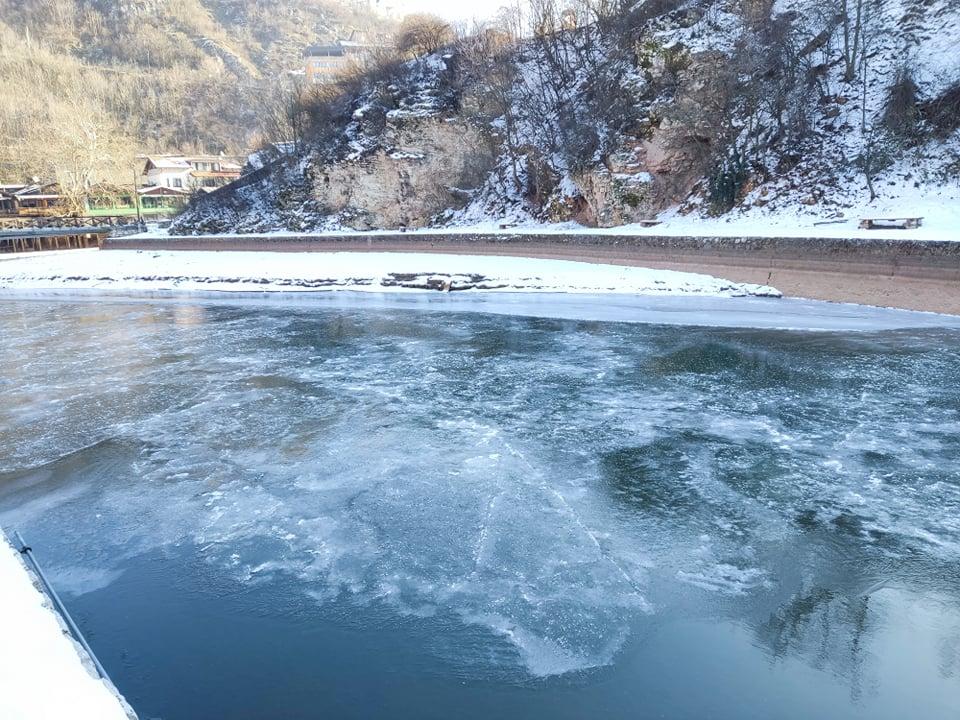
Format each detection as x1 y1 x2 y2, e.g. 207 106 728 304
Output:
0 531 136 719
105 232 960 315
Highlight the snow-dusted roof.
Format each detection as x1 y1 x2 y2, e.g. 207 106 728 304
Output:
184 155 231 164
145 156 192 171
143 156 243 174
138 185 191 196
9 183 60 198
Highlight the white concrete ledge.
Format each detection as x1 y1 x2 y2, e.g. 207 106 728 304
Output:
0 532 134 720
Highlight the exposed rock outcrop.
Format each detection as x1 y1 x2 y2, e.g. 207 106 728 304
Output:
313 119 496 230
170 0 960 234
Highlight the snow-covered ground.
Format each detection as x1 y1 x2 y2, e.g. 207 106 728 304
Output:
0 250 780 298
620 190 960 242
0 533 133 719
134 191 960 242
437 198 960 241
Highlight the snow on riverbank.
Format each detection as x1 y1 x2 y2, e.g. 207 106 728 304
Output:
0 250 781 298
0 533 133 719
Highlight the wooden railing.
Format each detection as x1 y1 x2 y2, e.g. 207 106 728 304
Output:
0 215 143 231
0 215 146 253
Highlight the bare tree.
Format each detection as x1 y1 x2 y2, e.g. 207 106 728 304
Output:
15 94 135 215
454 27 523 189
511 0 637 174
494 1 526 44
839 0 867 83
395 14 454 57
256 77 312 157
858 35 879 201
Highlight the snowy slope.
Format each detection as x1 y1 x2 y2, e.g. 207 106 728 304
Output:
714 0 960 228
170 0 959 237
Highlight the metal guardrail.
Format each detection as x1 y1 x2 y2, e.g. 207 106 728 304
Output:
11 530 112 682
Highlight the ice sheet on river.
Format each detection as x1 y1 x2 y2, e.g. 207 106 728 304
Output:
1 301 959 679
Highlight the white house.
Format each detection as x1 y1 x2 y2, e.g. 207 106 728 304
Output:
142 156 192 189
141 156 243 192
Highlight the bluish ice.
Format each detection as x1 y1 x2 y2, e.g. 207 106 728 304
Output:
1 293 958 719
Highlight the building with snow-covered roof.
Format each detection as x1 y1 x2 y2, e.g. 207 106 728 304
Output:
0 183 64 215
304 44 351 84
141 156 192 190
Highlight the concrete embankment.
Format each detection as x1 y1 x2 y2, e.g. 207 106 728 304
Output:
0 532 135 719
106 232 960 315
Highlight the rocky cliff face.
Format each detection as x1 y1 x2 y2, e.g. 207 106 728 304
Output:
173 0 960 234
311 117 495 230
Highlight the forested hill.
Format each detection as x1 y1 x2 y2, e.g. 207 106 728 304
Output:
0 0 391 181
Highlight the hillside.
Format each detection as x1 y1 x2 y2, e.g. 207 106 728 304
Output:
0 0 392 184
173 0 960 236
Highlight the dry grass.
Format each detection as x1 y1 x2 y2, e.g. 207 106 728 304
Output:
0 0 393 182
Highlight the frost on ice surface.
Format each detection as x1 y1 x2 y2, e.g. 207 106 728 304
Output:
2 302 960 679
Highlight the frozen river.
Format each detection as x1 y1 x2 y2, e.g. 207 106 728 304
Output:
1 294 959 719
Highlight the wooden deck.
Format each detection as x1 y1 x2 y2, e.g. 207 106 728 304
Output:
0 231 103 253
0 216 143 254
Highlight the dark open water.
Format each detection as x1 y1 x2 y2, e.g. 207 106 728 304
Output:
1 297 958 719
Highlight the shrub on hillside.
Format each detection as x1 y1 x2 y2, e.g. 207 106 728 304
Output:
883 66 922 141
921 80 960 138
707 148 749 214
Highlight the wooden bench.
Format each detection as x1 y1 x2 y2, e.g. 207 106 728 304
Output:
859 217 923 230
